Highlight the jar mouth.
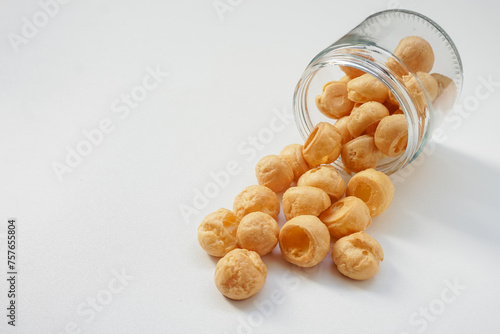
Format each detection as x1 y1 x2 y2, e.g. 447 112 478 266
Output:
293 46 422 175
294 9 463 176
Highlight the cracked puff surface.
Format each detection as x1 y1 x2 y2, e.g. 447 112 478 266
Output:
297 165 345 203
237 212 279 256
320 196 371 240
255 155 294 193
198 208 240 257
233 185 280 220
282 186 331 221
332 231 384 280
341 135 381 174
214 249 267 300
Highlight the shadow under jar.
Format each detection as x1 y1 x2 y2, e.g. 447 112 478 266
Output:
294 9 463 175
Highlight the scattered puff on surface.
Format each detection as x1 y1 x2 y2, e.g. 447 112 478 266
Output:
346 168 394 217
297 165 345 203
279 215 330 267
233 185 280 220
255 155 294 193
320 196 371 239
282 186 331 221
214 249 267 300
332 231 384 280
198 208 240 257
237 212 279 256
279 144 310 182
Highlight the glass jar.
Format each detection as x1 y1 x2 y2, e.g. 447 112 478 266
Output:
293 9 463 175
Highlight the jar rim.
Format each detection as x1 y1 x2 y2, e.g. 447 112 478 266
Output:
293 46 424 175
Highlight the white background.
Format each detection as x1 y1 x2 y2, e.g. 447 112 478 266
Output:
1 0 499 333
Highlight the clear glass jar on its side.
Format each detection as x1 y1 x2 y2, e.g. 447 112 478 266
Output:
293 9 463 175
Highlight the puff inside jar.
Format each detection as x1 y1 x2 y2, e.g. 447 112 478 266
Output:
293 9 463 175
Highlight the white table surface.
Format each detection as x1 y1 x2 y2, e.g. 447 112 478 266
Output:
1 0 499 333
